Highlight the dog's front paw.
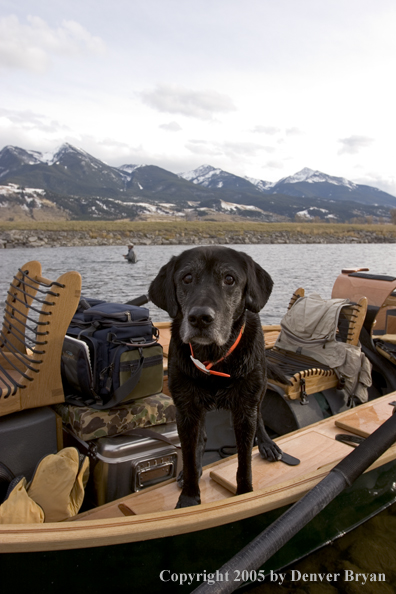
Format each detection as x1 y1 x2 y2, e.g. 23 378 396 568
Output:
258 439 283 462
175 493 201 508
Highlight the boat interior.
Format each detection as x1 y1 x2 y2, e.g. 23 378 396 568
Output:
72 393 396 522
1 261 396 531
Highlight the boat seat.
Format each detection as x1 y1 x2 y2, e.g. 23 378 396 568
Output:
0 261 81 417
266 288 368 402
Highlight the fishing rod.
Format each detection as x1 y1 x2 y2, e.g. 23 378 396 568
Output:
191 405 396 594
125 294 149 306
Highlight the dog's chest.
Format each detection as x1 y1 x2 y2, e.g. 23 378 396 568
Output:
197 379 234 409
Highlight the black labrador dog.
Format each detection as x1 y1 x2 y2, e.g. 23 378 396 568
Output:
149 246 282 508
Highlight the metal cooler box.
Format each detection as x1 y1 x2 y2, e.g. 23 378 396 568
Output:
63 423 181 506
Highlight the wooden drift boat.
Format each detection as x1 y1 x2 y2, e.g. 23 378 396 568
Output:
2 265 396 593
1 393 396 594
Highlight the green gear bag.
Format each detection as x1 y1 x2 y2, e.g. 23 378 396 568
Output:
118 344 164 400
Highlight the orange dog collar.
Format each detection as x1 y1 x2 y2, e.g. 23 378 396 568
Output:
189 324 245 378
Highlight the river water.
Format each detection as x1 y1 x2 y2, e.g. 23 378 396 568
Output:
1 242 396 591
2 243 396 323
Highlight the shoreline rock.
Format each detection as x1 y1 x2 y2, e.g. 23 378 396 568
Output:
1 228 395 249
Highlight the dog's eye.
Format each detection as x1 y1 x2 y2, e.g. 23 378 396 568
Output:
224 275 235 285
182 273 193 284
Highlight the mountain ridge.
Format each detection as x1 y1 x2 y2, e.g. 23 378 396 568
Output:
0 143 395 222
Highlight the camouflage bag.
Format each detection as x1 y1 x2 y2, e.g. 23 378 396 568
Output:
54 393 176 440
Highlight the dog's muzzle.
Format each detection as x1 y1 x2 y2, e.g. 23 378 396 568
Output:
187 306 216 330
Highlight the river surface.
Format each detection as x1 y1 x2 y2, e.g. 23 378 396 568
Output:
1 242 396 592
2 243 396 322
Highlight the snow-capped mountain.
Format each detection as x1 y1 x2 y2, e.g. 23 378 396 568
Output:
180 164 260 192
0 143 98 170
182 165 396 208
1 144 396 222
118 164 143 176
180 164 220 186
267 167 393 206
0 144 129 198
244 176 274 192
275 167 357 188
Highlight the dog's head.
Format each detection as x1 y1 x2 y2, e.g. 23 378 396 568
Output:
149 246 273 346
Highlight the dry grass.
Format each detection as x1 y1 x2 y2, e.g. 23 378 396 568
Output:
1 220 396 238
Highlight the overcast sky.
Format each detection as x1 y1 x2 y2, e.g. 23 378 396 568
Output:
1 0 396 194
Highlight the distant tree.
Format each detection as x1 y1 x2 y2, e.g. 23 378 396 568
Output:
391 209 396 225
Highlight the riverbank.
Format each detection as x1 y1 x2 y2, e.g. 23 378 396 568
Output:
1 222 396 248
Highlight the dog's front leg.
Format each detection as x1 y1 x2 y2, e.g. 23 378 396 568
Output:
256 410 283 461
176 420 207 487
175 408 206 508
232 413 256 495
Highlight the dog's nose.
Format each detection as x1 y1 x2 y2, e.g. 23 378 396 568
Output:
188 307 215 329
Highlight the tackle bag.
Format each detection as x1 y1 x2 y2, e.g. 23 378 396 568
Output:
61 298 163 410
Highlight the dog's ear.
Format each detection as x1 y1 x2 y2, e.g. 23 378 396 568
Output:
149 257 179 318
244 257 273 313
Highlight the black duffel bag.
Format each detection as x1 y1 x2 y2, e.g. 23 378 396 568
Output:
61 298 163 409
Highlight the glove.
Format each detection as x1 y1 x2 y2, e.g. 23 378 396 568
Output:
0 477 44 524
27 447 89 523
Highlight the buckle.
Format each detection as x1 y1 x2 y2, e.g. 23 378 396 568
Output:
300 378 309 405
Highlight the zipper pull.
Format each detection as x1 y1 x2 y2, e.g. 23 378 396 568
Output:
105 364 114 391
99 364 114 391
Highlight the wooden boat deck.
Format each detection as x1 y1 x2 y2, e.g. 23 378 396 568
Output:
73 392 396 521
1 392 396 553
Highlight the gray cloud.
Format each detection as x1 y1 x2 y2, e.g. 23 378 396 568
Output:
0 15 106 73
141 84 236 120
338 135 374 155
186 139 275 158
285 127 304 136
265 160 285 170
352 172 396 197
159 121 182 132
0 108 70 134
251 125 281 135
0 108 72 152
185 140 223 156
221 141 275 157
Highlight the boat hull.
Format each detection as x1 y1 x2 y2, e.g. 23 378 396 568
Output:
1 461 395 594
